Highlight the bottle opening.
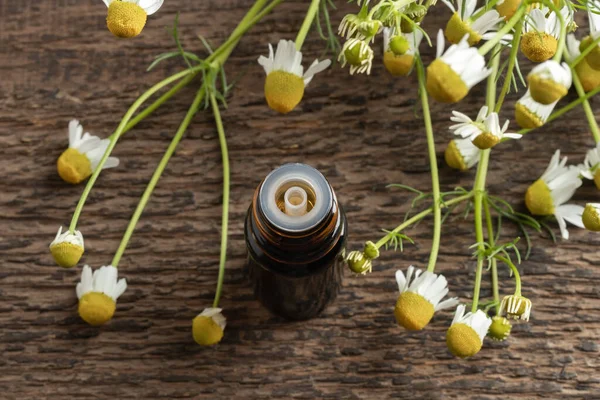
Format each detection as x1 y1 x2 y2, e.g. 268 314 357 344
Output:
283 186 308 216
259 163 333 233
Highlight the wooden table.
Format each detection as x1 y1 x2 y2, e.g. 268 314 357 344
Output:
1 1 599 398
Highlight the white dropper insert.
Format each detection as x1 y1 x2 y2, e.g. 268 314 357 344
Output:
284 186 308 217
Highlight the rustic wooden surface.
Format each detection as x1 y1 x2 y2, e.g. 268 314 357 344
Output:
1 0 599 398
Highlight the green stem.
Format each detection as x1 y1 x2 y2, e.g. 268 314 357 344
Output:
569 35 600 69
478 6 526 56
495 256 522 296
495 20 522 113
483 196 500 312
416 57 441 273
374 192 474 249
69 65 204 233
209 93 230 309
111 87 206 267
572 72 600 143
470 150 490 313
295 0 320 50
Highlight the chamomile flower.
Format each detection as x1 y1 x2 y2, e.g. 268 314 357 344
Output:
426 30 492 103
258 40 331 114
487 316 512 341
49 226 84 268
382 28 423 76
580 0 600 70
446 305 492 358
581 142 600 188
394 266 459 331
527 61 572 104
339 38 374 75
514 89 558 129
102 0 163 38
521 7 568 62
450 105 521 149
582 203 600 231
566 34 600 92
57 120 119 185
499 294 532 321
525 150 584 239
441 0 505 45
192 308 226 346
338 13 382 41
76 265 127 326
346 250 373 274
445 138 482 171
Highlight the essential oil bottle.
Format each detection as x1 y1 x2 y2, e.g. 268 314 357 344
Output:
244 163 347 320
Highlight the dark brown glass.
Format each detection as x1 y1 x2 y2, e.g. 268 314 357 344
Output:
245 178 347 320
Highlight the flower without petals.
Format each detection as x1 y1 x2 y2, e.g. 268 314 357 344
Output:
49 226 84 268
192 308 226 346
103 0 163 38
446 305 492 358
427 30 492 103
450 105 521 149
394 266 459 331
525 150 584 239
57 120 119 184
258 40 330 114
76 265 127 326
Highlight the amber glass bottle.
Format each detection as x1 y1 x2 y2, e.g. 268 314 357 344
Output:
245 164 347 320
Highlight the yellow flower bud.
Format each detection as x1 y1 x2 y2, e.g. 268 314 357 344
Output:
445 13 481 46
582 204 600 231
50 242 84 268
426 59 469 103
383 52 414 76
472 132 500 150
496 0 521 20
78 292 116 326
580 36 600 71
487 316 512 341
264 71 305 114
106 1 147 38
527 74 568 105
389 36 409 56
446 323 483 358
192 314 225 346
520 32 557 63
525 179 554 216
394 292 435 330
363 241 379 259
57 148 92 185
515 102 544 129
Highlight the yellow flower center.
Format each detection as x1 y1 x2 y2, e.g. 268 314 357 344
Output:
394 292 435 331
594 169 600 190
580 36 600 71
582 204 600 231
515 102 544 129
50 242 84 268
496 0 521 20
57 148 93 185
575 58 600 93
487 316 512 341
192 316 224 346
444 140 468 171
264 71 305 114
106 1 148 39
383 52 414 77
527 74 567 105
520 32 558 63
78 292 116 326
445 13 482 46
525 179 554 216
446 323 482 358
426 59 469 103
472 131 500 150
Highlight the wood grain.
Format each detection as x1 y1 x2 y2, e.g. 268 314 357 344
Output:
0 0 599 399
